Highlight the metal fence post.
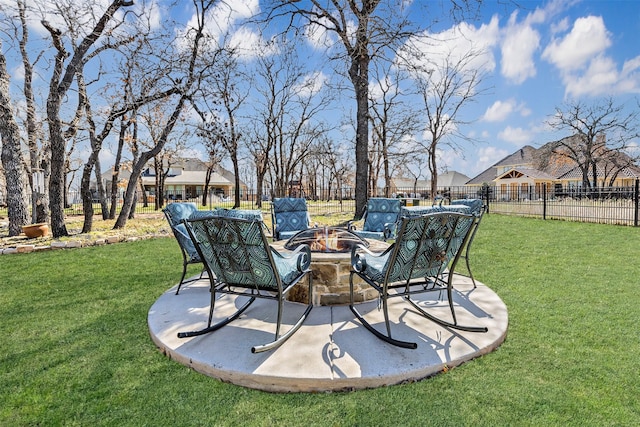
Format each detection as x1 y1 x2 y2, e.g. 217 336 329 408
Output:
635 179 639 227
543 183 547 220
483 184 490 213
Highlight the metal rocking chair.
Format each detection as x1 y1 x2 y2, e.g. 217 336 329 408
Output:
177 215 313 353
450 199 487 288
349 212 488 349
162 202 207 295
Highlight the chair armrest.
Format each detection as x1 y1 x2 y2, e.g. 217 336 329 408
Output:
350 242 394 273
383 222 397 240
347 219 364 231
271 243 311 272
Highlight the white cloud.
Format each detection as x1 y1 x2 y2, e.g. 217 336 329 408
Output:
465 145 510 178
550 17 570 35
0 0 132 37
369 76 396 101
500 11 540 84
498 126 533 145
303 14 339 50
11 64 25 83
292 71 328 97
542 15 611 72
398 15 500 81
541 14 640 97
483 99 515 122
228 27 279 60
178 0 259 52
563 54 640 96
519 105 532 117
135 0 163 31
482 99 531 122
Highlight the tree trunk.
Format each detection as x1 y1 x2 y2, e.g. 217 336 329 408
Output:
350 39 370 219
232 152 241 208
0 48 29 236
80 160 95 234
18 2 48 225
430 144 438 201
109 120 128 219
95 157 108 219
202 166 213 207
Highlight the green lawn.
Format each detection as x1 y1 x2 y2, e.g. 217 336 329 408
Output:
1 215 639 426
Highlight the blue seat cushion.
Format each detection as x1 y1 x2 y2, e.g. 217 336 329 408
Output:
164 202 198 226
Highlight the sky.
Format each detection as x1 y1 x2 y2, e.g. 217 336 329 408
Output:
436 0 640 179
196 0 640 180
4 0 640 184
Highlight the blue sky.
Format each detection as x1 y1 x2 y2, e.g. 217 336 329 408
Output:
4 0 640 183
218 0 640 179
450 0 640 178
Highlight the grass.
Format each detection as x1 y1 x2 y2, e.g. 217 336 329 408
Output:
1 215 639 426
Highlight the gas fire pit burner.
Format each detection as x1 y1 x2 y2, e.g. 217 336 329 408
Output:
284 226 369 253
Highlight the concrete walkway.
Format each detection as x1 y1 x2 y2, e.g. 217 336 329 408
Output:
148 275 508 392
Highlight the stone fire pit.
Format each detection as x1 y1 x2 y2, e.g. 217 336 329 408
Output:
273 227 389 306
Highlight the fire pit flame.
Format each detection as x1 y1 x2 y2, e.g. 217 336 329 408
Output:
284 226 369 253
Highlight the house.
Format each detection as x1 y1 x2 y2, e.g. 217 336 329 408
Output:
465 134 640 200
100 158 246 201
390 170 471 197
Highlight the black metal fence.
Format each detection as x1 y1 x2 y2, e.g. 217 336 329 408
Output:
482 181 640 226
5 181 640 227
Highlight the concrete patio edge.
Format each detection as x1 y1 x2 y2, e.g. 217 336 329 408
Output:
148 274 508 393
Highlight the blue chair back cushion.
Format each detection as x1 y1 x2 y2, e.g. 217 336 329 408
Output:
163 202 198 226
187 217 307 290
363 198 401 232
451 199 483 216
273 198 309 234
163 203 201 261
359 213 473 283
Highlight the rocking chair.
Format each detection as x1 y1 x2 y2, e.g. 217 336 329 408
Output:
177 215 313 353
349 212 488 349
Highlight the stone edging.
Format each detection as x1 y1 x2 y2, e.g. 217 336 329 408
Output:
0 233 170 255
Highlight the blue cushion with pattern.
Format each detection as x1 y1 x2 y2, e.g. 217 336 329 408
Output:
211 208 263 221
273 198 310 238
362 198 401 232
451 199 484 216
353 213 474 283
186 216 309 291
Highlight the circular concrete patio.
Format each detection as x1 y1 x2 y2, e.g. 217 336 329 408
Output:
148 275 508 392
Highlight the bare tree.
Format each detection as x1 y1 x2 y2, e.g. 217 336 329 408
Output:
138 101 192 209
15 0 49 224
0 40 29 236
369 62 420 197
405 47 488 199
78 44 181 230
248 36 329 202
544 98 640 190
195 120 226 206
271 1 403 216
42 0 135 237
114 0 223 229
270 1 483 215
196 48 249 208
